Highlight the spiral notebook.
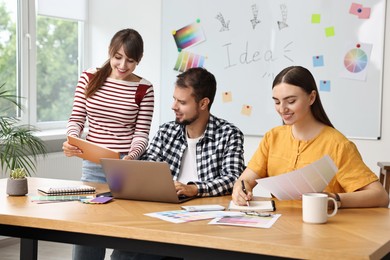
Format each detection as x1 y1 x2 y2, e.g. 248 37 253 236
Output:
228 200 276 212
38 185 96 196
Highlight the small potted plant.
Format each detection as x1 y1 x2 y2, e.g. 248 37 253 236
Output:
6 168 28 196
0 83 47 194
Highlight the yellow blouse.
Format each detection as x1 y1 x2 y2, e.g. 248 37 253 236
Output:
247 125 378 193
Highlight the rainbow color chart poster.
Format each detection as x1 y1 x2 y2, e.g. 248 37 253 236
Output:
172 20 206 50
174 50 206 72
340 42 372 81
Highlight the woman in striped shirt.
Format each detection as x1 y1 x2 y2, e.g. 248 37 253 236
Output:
63 28 154 184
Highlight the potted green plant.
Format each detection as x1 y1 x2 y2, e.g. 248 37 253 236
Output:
0 83 47 195
6 168 28 196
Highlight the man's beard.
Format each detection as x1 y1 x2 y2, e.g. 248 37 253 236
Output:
175 114 199 126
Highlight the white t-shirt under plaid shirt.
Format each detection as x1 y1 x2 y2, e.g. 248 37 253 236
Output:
141 114 245 197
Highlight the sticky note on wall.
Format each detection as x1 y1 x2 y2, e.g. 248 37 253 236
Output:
241 105 252 116
320 80 331 92
222 92 232 103
313 55 324 67
311 14 321 24
325 26 335 37
349 3 371 19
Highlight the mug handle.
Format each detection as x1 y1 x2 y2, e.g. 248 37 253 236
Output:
327 197 338 217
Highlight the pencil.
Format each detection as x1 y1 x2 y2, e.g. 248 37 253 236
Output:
241 180 250 207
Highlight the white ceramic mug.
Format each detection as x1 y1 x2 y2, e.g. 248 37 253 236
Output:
302 193 338 224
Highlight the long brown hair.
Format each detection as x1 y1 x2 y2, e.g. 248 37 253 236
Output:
272 66 334 128
85 28 144 98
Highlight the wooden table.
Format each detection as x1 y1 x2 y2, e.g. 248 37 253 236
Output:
0 177 389 260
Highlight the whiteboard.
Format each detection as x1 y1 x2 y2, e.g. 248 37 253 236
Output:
161 0 385 139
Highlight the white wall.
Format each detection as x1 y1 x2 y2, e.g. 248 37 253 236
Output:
87 0 162 136
88 0 390 174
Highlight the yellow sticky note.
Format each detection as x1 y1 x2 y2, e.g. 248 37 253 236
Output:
241 105 252 116
222 92 232 103
325 26 335 37
311 14 321 24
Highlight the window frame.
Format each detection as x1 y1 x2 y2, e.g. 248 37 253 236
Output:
16 0 85 130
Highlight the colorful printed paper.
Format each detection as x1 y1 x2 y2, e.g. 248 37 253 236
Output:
340 43 372 81
174 50 206 72
208 214 281 228
344 47 368 73
172 21 206 50
81 196 113 204
31 195 94 204
145 210 242 224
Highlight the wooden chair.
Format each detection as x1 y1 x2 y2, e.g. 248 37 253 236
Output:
377 162 390 194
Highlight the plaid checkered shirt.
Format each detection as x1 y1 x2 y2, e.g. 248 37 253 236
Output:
141 114 245 197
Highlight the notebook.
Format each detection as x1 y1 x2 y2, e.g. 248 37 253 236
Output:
227 200 276 212
38 185 96 196
100 159 195 203
67 136 120 164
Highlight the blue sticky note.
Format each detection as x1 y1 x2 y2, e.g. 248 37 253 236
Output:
313 55 324 67
319 80 330 92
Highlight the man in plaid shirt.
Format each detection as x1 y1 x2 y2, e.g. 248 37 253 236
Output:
112 68 245 260
141 67 245 197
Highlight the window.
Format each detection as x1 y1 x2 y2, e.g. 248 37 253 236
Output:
0 0 17 118
0 0 86 130
36 16 80 123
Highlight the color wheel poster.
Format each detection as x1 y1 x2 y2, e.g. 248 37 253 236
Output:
340 42 372 81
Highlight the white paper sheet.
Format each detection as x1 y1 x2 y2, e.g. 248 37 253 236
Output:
256 155 338 200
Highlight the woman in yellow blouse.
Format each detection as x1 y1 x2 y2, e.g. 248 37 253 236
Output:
232 66 389 208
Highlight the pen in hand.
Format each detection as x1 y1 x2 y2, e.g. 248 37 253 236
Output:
241 180 250 207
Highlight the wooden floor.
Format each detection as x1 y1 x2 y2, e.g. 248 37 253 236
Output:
0 238 113 259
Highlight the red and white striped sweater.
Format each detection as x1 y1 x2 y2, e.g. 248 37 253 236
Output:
67 68 154 159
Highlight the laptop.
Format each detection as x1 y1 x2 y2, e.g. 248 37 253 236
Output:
100 159 195 203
